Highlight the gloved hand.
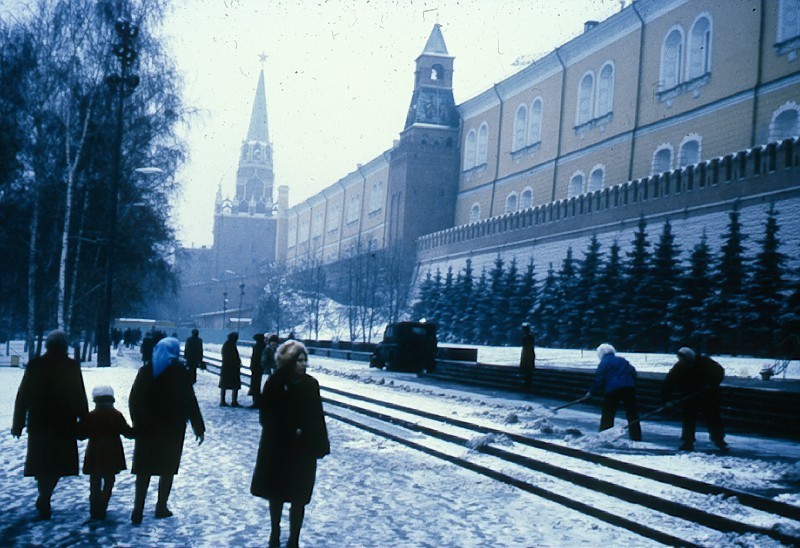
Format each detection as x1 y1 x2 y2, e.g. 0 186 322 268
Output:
584 391 592 399
196 433 204 445
11 427 22 439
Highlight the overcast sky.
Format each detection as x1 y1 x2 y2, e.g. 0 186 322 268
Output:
9 0 628 248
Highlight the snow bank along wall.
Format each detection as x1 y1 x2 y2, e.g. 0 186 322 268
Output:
415 139 800 280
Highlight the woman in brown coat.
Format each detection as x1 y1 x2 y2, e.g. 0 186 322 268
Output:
11 330 88 520
251 340 330 548
129 337 205 524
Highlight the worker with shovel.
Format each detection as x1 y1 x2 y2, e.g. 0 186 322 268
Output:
662 347 728 452
585 344 642 441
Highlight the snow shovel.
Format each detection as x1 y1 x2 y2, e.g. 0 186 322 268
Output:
548 393 592 414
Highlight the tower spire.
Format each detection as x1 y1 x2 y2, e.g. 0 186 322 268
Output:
247 66 270 142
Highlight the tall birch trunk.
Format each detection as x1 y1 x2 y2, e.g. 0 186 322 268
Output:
27 194 40 362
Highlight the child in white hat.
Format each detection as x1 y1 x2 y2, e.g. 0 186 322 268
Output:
77 385 135 519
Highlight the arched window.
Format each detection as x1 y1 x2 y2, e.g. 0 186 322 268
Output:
596 63 614 117
370 180 384 212
505 192 518 214
568 173 585 198
464 129 477 170
520 187 533 209
347 194 361 223
688 16 712 80
469 203 481 223
431 64 444 81
679 137 701 167
588 167 604 192
661 28 684 89
778 0 800 42
577 72 594 125
477 123 489 165
652 146 673 175
246 178 263 201
327 204 340 232
770 103 800 142
529 98 543 144
252 146 261 160
300 219 310 242
513 104 528 151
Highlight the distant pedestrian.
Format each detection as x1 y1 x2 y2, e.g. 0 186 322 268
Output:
586 344 642 441
220 332 242 407
140 331 156 366
519 323 535 388
184 328 204 382
251 340 330 548
261 334 280 378
662 347 728 451
248 333 267 408
129 337 205 524
11 329 89 520
77 385 135 520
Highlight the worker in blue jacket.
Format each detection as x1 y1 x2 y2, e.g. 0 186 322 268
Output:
586 343 642 441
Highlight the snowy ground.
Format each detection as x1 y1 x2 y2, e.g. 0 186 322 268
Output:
1 347 799 546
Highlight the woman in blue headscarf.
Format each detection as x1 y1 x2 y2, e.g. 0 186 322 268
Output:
128 337 205 525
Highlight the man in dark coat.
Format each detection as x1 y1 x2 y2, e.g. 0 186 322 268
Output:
261 334 280 377
129 337 205 524
586 343 642 441
251 340 329 548
519 323 536 388
183 328 204 383
662 347 728 451
248 333 267 408
140 330 156 366
220 331 242 406
12 329 89 519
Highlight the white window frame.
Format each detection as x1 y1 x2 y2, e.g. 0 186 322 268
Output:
769 101 800 142
370 180 383 212
652 144 674 175
464 129 477 170
504 192 518 214
778 0 800 43
529 97 543 145
678 134 702 167
513 104 528 152
520 187 533 209
595 62 614 117
568 171 585 198
688 14 712 80
661 27 684 90
477 123 489 165
469 203 481 223
588 165 605 192
327 203 340 232
576 71 595 125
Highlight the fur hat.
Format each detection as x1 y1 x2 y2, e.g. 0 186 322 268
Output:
92 385 115 402
596 343 616 360
677 347 696 362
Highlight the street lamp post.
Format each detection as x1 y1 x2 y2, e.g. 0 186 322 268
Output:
237 280 246 335
97 18 139 367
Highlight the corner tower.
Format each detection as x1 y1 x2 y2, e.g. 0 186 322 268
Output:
212 65 279 277
386 24 460 259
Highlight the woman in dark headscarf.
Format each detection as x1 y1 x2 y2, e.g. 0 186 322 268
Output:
251 340 330 548
219 331 242 406
12 330 88 519
129 337 205 524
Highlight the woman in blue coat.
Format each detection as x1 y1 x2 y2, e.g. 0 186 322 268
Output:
586 343 642 441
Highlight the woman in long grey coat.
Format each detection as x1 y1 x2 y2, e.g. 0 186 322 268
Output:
129 337 205 524
12 330 88 519
251 340 330 548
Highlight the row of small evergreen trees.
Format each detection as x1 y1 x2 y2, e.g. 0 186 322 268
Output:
412 207 800 358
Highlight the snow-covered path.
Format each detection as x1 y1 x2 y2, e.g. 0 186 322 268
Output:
1 349 798 546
